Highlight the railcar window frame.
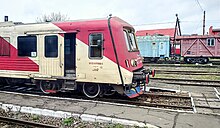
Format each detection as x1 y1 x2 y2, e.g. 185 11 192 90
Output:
123 29 139 52
207 38 215 46
123 30 132 51
0 37 10 56
17 36 37 57
45 35 58 58
88 33 104 59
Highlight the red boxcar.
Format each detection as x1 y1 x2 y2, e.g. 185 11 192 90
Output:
177 35 220 63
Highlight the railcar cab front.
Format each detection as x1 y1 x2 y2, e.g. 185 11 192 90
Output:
107 17 155 98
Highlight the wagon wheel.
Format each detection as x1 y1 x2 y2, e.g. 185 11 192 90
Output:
186 58 196 64
82 83 100 98
204 58 209 63
39 80 57 94
198 58 209 64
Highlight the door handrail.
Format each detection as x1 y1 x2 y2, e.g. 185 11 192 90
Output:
59 43 63 68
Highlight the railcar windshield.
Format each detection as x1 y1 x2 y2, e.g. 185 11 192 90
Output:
123 29 138 52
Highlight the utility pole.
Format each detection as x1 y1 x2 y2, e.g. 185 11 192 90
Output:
173 14 181 62
203 11 205 35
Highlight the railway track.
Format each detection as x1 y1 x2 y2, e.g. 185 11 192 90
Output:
91 91 193 111
144 63 220 68
195 105 220 110
0 83 193 112
156 70 220 76
0 115 58 128
1 84 220 115
151 78 220 87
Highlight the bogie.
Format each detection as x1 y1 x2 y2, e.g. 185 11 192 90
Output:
82 83 101 98
39 80 60 94
184 57 209 64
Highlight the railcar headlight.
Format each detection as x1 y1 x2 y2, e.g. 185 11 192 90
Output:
125 59 130 67
130 59 137 67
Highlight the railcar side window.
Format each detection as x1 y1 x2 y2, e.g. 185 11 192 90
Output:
18 36 37 57
0 37 10 56
89 33 103 59
207 38 215 46
45 36 58 57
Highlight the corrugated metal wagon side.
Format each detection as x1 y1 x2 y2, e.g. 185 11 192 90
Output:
137 35 170 62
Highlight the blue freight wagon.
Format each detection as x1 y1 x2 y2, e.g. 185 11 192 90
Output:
136 35 170 62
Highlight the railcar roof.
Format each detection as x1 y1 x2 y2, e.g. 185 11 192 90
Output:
0 16 129 27
176 35 220 39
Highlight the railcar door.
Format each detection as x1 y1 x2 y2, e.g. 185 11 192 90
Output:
39 34 64 76
159 42 166 56
64 33 76 77
152 42 157 57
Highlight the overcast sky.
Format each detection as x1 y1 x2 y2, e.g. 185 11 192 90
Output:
0 0 219 34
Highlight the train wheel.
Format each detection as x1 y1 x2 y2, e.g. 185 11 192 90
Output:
185 58 195 64
198 58 209 64
184 58 190 64
204 58 209 63
83 83 100 98
39 80 57 94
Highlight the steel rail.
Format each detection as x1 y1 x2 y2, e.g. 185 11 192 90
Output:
0 116 58 128
158 73 220 76
154 81 220 87
156 70 220 76
156 70 219 73
143 63 220 68
151 77 220 83
195 105 220 109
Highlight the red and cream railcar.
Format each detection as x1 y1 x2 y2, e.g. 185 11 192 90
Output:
0 17 153 98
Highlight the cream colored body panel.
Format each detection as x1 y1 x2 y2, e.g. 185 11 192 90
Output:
76 39 133 84
0 70 38 79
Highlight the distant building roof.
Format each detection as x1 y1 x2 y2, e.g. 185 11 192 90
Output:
212 28 220 32
136 28 175 36
209 26 220 36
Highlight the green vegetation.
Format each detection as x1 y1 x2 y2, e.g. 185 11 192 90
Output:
63 117 74 126
108 123 124 128
31 114 40 121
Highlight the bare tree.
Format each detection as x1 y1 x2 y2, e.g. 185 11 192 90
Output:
36 12 69 22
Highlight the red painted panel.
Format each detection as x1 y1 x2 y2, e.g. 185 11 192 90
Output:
0 36 39 72
54 17 143 72
175 49 180 55
0 37 10 56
